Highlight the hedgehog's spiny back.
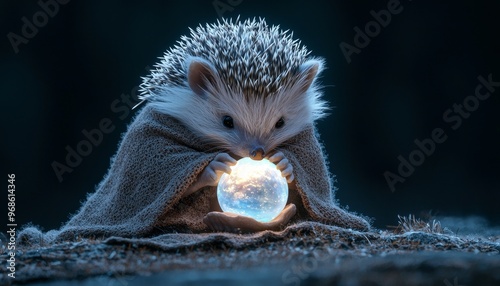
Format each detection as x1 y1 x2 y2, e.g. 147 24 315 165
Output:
139 18 311 99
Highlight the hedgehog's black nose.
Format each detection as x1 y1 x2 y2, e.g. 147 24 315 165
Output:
250 147 265 160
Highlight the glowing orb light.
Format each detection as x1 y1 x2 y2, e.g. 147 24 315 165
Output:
217 157 289 222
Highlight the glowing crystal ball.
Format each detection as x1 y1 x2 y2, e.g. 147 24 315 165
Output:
217 157 289 222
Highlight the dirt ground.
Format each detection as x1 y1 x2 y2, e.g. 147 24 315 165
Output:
2 217 500 285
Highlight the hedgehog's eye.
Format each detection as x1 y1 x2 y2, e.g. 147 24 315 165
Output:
222 115 234 128
275 117 285 129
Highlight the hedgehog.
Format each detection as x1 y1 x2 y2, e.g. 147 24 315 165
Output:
16 18 370 247
127 18 370 233
21 18 370 243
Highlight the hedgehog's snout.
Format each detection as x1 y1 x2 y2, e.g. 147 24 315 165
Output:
250 147 265 161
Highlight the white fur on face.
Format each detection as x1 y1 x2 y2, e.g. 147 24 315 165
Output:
152 74 328 158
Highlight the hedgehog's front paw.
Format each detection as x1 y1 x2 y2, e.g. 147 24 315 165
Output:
184 153 237 198
200 153 237 187
268 151 294 183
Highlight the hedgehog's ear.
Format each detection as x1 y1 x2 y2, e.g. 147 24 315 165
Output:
296 59 324 93
187 57 218 97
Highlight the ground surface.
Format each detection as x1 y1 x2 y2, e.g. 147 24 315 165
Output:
2 217 500 286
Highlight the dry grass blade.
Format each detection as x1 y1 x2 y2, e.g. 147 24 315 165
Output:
391 214 451 234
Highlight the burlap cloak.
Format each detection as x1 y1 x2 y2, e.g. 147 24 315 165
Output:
20 104 369 245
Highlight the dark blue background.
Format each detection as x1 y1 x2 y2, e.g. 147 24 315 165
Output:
1 0 499 231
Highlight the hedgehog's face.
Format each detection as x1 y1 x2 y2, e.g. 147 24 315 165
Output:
206 88 312 160
185 57 327 159
218 113 285 160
